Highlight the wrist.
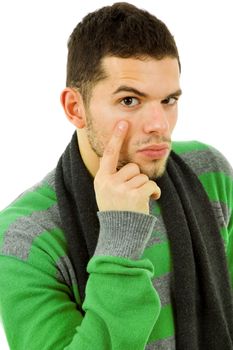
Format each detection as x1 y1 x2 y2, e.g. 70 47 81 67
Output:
95 211 157 259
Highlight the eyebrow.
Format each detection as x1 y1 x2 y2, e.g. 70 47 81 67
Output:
166 89 182 99
112 85 148 97
112 85 182 99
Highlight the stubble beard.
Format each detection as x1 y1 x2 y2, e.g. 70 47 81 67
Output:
86 114 170 180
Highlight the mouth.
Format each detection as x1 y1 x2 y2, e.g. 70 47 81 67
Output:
136 143 170 160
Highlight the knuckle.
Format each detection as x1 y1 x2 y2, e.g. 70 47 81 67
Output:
144 180 156 193
104 144 115 156
140 174 149 181
128 162 140 173
149 179 156 186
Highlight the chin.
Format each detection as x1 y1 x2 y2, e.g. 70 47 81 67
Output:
117 154 169 179
139 159 168 180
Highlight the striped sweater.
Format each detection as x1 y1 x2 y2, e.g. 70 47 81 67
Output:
0 140 232 350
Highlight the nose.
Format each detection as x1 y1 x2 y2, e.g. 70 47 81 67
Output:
143 103 169 135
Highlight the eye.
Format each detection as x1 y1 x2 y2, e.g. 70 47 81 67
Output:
120 96 140 107
162 96 178 105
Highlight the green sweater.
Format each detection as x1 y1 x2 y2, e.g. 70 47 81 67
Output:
0 141 232 350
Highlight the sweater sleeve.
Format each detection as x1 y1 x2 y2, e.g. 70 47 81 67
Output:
0 210 161 350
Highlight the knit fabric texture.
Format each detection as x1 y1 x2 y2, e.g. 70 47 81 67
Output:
0 140 232 349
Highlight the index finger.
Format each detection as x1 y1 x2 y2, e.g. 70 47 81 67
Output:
100 120 128 174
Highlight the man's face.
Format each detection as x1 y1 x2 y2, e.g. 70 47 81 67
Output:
84 56 181 179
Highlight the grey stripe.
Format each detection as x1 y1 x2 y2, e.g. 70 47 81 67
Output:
152 273 172 307
1 203 61 260
148 202 168 248
148 199 229 250
43 168 56 190
147 214 168 247
180 149 233 178
56 256 77 287
147 201 228 250
146 336 175 350
211 201 230 228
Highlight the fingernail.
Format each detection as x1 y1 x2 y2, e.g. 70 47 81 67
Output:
117 121 128 131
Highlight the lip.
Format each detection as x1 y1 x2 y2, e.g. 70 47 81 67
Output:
137 144 170 159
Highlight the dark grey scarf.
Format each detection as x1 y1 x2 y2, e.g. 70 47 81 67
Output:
55 132 233 349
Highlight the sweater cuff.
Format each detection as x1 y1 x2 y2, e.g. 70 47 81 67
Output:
94 211 157 260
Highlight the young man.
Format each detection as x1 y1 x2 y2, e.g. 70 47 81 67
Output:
0 2 233 349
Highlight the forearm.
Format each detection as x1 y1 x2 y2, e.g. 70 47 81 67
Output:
66 255 161 350
65 211 161 349
0 212 160 350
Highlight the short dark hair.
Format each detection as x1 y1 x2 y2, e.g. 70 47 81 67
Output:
66 2 180 104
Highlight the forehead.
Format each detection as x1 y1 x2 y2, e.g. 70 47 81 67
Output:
99 56 180 96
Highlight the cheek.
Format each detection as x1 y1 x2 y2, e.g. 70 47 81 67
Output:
168 110 178 132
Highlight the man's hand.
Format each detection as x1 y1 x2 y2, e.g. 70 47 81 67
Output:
94 121 161 215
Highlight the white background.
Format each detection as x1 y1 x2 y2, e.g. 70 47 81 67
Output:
0 0 233 348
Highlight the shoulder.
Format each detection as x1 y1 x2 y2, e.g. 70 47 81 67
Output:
0 169 65 261
172 140 233 179
172 141 233 249
172 140 233 232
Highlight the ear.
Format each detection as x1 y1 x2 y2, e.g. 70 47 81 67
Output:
60 87 86 129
